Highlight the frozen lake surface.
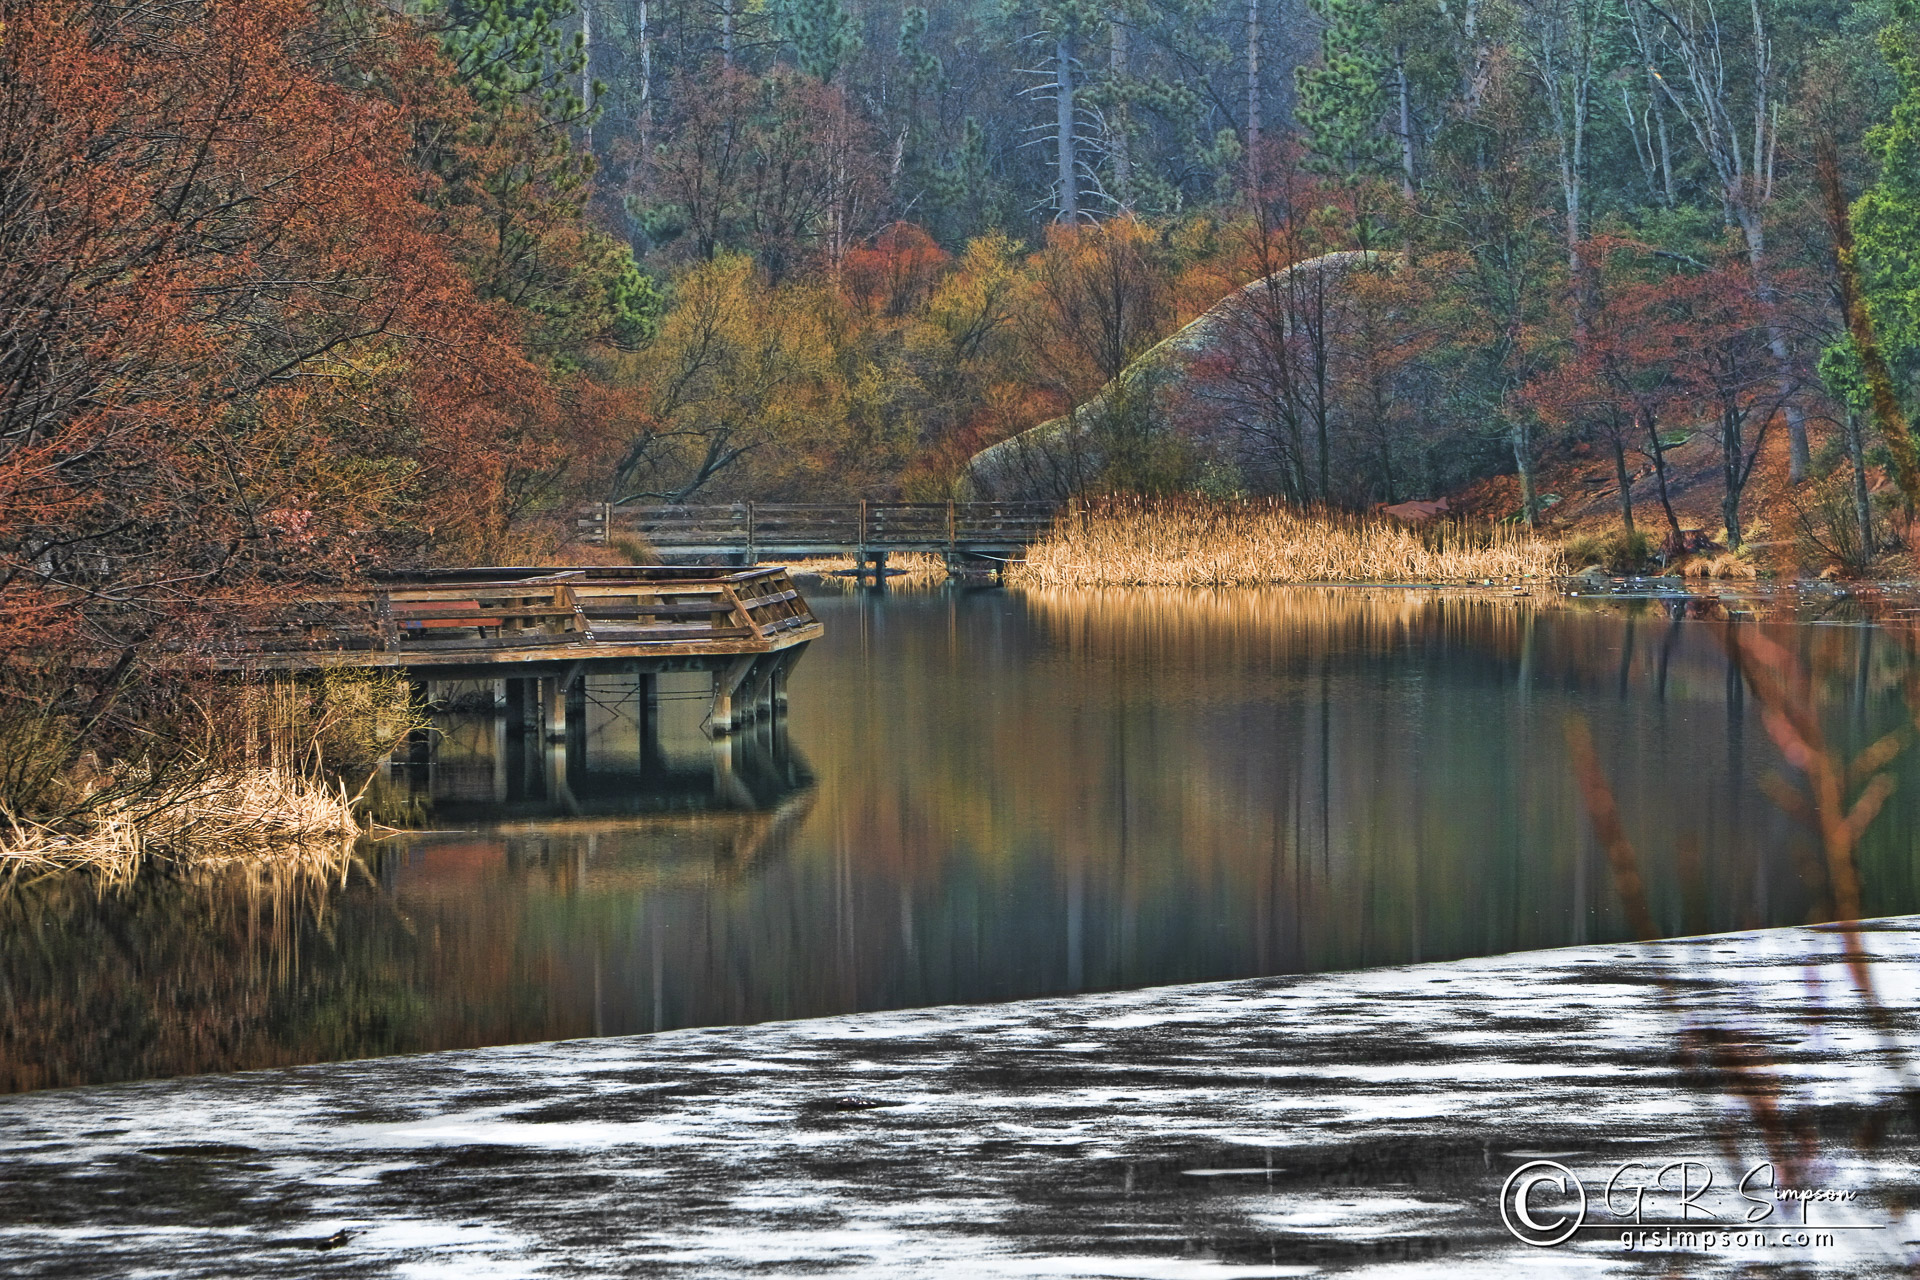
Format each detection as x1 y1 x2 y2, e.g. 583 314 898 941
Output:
3 916 1918 1277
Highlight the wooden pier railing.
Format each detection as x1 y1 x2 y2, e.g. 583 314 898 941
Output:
232 566 821 672
577 501 1061 559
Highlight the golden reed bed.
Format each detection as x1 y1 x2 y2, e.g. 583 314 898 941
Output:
1 766 361 882
1010 497 1565 586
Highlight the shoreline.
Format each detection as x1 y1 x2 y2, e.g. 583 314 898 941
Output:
2 918 1915 1276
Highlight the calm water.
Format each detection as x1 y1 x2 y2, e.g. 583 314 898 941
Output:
7 586 1920 1092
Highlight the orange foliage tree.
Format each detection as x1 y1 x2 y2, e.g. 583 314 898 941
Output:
0 0 612 811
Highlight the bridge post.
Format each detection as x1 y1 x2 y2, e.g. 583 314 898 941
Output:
740 653 779 725
492 709 510 802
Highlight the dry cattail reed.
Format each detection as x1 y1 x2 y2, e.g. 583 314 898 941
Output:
1011 495 1565 586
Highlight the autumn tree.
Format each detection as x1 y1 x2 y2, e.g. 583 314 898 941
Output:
1527 240 1700 540
641 66 883 281
0 0 603 814
1194 153 1355 500
1641 0 1811 481
1672 264 1794 550
610 255 830 501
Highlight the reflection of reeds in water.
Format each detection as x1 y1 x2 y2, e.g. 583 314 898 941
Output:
0 840 361 1092
1013 496 1565 586
1023 584 1546 667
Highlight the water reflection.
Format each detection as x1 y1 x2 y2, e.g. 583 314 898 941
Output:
8 587 1920 1090
374 670 813 822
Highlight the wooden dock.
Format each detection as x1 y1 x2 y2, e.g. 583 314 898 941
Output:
577 501 1060 577
238 565 821 736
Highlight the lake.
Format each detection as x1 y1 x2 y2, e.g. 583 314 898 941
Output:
6 584 1917 1092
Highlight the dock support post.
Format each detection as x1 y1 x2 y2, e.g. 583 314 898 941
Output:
566 673 588 760
709 655 756 735
504 677 528 735
635 671 657 744
492 709 509 802
739 654 779 726
406 677 432 764
543 676 566 743
772 642 806 716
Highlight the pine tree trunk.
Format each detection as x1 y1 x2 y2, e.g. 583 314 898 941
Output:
1651 74 1675 207
1396 49 1414 196
1721 405 1745 549
1056 36 1077 222
1110 17 1131 207
1734 208 1809 483
638 0 651 153
581 0 593 134
1246 0 1260 181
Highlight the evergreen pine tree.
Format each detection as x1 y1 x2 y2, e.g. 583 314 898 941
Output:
1856 0 1920 382
434 0 592 119
1294 0 1391 177
772 0 862 82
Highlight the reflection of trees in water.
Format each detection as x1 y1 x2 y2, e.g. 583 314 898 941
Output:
0 849 423 1093
783 591 1919 1003
0 760 821 1091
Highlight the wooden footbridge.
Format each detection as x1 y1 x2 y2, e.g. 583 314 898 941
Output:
245 565 820 737
576 501 1061 578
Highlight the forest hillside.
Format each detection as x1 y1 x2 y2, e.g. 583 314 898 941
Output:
9 0 1920 818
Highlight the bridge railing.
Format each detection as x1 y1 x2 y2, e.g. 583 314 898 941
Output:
580 501 1062 554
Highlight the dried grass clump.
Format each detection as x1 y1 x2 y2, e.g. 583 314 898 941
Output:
1682 554 1759 580
0 670 412 881
1011 496 1565 586
0 765 361 882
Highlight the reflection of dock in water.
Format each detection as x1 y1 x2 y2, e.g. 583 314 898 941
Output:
383 794 819 896
377 669 814 825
